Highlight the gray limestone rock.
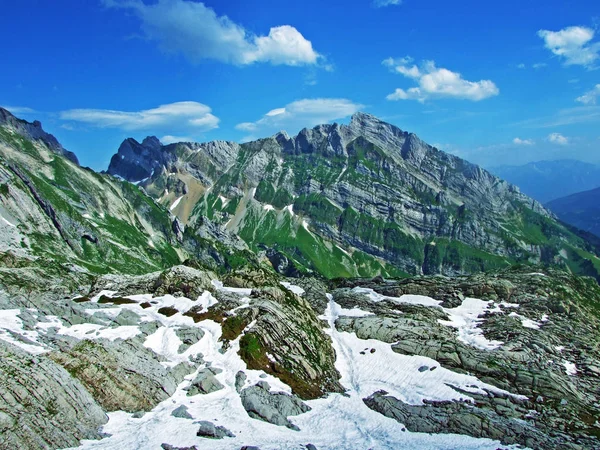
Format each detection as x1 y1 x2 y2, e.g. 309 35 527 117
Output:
195 420 235 439
0 340 107 449
171 405 193 419
185 367 224 396
240 381 311 430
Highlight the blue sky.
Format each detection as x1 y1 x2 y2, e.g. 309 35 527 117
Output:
1 0 600 170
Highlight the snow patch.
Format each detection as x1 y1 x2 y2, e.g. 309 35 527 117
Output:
57 323 141 341
351 288 504 350
262 204 275 212
211 279 252 296
73 295 517 450
563 361 577 376
439 298 504 350
508 312 545 330
280 281 305 296
170 196 183 211
0 309 47 354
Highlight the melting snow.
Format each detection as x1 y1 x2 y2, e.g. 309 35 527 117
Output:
438 298 504 350
211 279 252 296
351 288 504 350
351 287 442 307
285 204 294 216
326 296 373 318
1 216 16 227
0 309 47 354
69 294 518 450
263 204 275 211
563 361 578 376
508 312 547 330
57 323 141 341
280 281 305 296
170 196 184 211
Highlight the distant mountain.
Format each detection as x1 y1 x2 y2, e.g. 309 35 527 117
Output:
547 186 600 238
489 160 600 203
108 112 600 279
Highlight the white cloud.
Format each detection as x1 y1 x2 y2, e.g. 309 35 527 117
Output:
103 0 320 66
374 0 402 7
576 84 600 105
1 105 36 115
538 26 600 67
384 58 499 102
532 62 548 69
513 137 534 146
60 101 219 132
236 98 364 135
160 135 194 144
517 63 526 69
548 132 569 145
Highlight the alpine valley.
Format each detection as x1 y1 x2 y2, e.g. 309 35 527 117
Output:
2 107 600 450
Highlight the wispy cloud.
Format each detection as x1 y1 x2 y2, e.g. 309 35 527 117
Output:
383 57 499 102
576 84 600 105
236 98 363 137
60 101 219 133
513 137 534 146
103 0 322 67
1 105 37 115
548 132 569 145
538 26 600 67
512 105 600 128
373 0 402 7
160 135 194 144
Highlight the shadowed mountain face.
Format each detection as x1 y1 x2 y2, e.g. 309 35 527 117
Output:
489 160 600 204
108 112 600 279
547 186 600 238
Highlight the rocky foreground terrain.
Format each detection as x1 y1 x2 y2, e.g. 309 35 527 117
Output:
1 108 600 449
2 261 600 449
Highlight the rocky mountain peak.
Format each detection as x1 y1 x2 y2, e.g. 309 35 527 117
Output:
0 107 79 165
142 136 162 149
107 136 166 182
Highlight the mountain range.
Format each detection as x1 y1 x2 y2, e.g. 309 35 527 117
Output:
489 160 600 204
103 112 600 281
548 186 600 238
2 107 600 449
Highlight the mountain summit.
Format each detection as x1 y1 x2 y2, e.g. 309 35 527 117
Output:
107 112 599 279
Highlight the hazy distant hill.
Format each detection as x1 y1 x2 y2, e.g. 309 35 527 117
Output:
547 186 600 238
489 160 600 203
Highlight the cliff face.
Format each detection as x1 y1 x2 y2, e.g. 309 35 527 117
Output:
109 112 590 279
0 107 79 164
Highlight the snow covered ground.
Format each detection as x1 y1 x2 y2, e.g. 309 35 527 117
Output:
350 287 547 350
67 294 520 450
1 283 526 449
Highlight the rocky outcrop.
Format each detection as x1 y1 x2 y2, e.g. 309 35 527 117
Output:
331 267 600 446
363 391 585 450
195 420 235 439
49 339 195 412
185 367 224 396
229 283 343 399
0 107 79 164
103 111 594 280
0 340 107 449
240 381 310 430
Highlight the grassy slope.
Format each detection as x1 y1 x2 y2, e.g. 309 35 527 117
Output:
0 126 182 275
